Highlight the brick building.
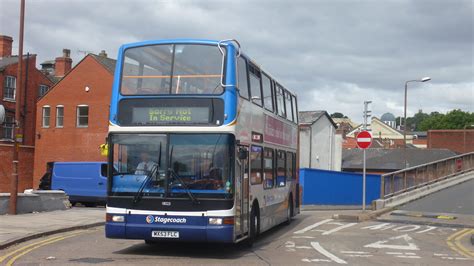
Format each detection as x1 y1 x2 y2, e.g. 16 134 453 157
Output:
0 35 54 192
33 52 115 187
427 129 474 154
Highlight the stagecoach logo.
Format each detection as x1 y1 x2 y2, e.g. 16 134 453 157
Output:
145 215 187 224
146 215 154 224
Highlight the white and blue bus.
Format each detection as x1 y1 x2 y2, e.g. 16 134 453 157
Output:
105 39 300 244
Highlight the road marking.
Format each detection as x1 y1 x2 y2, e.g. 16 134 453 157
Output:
4 232 83 266
396 255 421 259
392 225 420 232
416 226 437 234
0 231 83 263
361 223 396 231
294 219 333 234
385 252 403 255
446 228 474 258
310 242 347 264
292 236 315 239
341 251 370 254
302 258 331 262
441 257 469 260
433 253 449 256
364 234 419 250
322 223 357 235
346 254 373 257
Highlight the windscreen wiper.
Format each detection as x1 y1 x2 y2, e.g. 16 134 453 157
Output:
168 168 200 205
133 165 158 205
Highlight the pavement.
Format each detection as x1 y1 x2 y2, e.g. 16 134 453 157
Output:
0 207 105 250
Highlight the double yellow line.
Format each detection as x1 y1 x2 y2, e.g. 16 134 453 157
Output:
446 228 474 259
0 231 84 266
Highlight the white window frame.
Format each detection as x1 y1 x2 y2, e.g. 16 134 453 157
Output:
3 76 16 101
2 116 14 140
42 105 51 128
56 105 64 128
76 105 89 128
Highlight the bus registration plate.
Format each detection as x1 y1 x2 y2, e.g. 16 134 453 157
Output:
152 231 179 238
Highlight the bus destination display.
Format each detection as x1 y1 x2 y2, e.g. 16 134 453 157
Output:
132 107 209 124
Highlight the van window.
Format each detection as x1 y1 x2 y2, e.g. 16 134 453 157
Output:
101 164 108 177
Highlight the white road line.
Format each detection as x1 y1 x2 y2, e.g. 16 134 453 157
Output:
310 242 348 264
364 234 419 250
322 223 357 235
294 219 333 234
341 251 370 254
346 254 373 257
441 257 469 261
404 252 417 255
296 246 312 249
396 255 421 259
433 253 449 256
416 226 436 234
386 252 403 255
292 236 315 239
302 258 331 262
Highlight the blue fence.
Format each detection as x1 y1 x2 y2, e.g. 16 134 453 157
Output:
300 168 381 205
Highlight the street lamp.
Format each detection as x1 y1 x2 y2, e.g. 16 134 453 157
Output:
403 77 431 168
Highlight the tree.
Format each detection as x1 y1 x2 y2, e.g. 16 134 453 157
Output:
331 112 347 118
419 109 474 130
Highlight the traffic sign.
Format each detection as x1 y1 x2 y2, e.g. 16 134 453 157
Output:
356 130 372 149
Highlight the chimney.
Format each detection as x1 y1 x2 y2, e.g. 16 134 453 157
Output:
99 50 107 58
0 35 13 58
55 48 72 77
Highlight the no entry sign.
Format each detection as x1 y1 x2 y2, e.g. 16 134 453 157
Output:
356 130 372 149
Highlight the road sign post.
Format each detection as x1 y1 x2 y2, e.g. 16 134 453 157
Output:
356 130 372 210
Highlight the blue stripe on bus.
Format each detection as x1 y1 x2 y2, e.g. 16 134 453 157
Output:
106 213 234 243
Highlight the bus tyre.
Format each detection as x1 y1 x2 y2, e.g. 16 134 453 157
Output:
247 206 259 247
285 198 293 225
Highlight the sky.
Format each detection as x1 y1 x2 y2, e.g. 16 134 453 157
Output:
1 0 472 123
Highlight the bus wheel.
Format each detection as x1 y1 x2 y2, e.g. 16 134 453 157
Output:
246 206 259 247
285 198 293 225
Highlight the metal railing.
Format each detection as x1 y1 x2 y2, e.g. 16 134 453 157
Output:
380 152 474 199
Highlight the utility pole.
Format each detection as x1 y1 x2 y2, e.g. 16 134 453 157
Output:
362 101 372 211
9 0 25 215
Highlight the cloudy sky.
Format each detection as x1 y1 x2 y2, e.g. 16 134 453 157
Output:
1 0 472 122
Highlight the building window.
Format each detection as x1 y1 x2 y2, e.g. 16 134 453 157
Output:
2 116 14 140
42 106 51 128
3 76 16 101
56 106 64 128
76 105 89 127
38 85 49 98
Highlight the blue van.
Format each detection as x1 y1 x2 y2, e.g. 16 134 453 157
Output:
39 162 108 207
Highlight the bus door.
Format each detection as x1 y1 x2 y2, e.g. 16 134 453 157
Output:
236 145 250 236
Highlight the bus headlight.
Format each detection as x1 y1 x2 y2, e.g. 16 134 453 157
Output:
106 214 125 223
208 218 223 225
208 217 234 225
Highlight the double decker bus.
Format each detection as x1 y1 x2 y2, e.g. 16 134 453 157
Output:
105 39 300 244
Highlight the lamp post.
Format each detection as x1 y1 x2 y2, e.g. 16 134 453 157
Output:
403 77 431 168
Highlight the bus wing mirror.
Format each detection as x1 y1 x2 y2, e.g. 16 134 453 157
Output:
238 149 248 160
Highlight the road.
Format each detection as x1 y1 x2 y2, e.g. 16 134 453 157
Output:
399 179 474 215
1 211 472 265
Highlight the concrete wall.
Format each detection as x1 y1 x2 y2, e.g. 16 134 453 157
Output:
299 116 339 170
0 190 69 214
300 168 381 205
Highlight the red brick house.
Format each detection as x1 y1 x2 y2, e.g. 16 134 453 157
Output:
0 35 54 192
33 52 115 187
